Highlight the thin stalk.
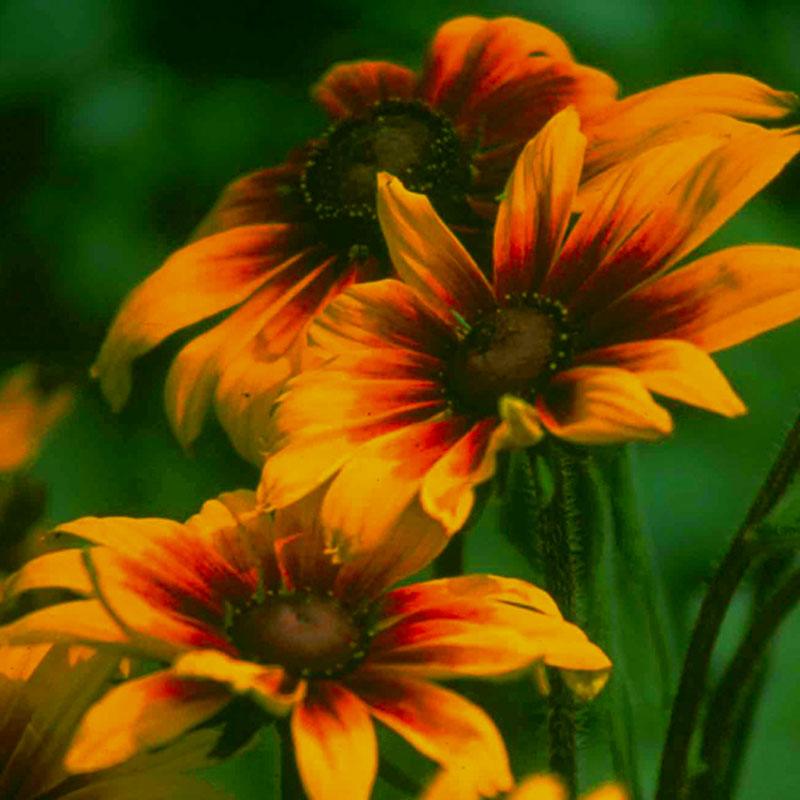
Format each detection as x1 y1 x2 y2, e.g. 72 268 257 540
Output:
432 533 465 578
696 566 800 798
656 411 800 800
533 443 582 798
278 719 304 800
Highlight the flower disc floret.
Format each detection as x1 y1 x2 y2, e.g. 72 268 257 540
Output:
301 100 470 250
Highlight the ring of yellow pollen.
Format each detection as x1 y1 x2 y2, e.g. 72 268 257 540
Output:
446 294 574 417
301 99 470 253
228 591 373 678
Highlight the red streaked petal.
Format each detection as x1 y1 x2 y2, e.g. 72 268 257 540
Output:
577 339 746 417
191 163 308 240
538 367 673 444
585 245 800 353
568 127 800 319
350 670 513 798
311 279 457 358
64 671 229 773
313 61 417 118
292 682 377 800
421 419 507 534
493 107 586 298
91 224 303 410
377 173 495 321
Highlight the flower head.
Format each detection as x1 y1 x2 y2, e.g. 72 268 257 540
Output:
0 491 610 800
0 644 224 799
89 16 796 464
259 107 800 541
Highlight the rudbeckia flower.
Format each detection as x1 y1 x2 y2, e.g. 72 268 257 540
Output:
0 644 224 799
89 16 796 464
259 107 800 542
0 491 610 800
423 769 625 800
0 363 73 474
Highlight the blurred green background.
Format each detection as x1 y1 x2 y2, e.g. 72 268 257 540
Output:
2 0 799 797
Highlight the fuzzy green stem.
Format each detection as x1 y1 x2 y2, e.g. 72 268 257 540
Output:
278 719 305 800
657 412 800 800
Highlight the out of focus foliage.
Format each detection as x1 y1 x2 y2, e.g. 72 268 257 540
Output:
2 0 799 796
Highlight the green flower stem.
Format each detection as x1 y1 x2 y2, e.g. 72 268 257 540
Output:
694 565 800 799
532 443 582 797
432 533 465 578
656 411 800 800
278 719 305 800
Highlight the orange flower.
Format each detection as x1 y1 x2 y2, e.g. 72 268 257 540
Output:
0 491 610 800
89 16 796 464
259 107 800 542
424 769 626 800
0 644 224 799
0 363 73 474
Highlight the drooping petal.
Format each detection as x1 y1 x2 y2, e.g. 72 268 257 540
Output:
291 682 378 800
190 162 308 241
313 61 417 118
350 669 513 798
376 173 495 321
493 107 586 298
498 396 545 446
64 671 229 773
172 650 303 715
163 249 336 452
576 339 746 417
585 245 800 353
566 127 800 319
420 419 508 534
91 224 304 410
538 367 673 444
319 417 468 559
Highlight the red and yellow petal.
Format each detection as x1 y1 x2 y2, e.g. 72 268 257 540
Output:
493 107 586 299
292 681 378 800
91 224 303 410
64 671 230 773
377 173 495 321
586 245 800 353
313 61 417 119
420 418 508 534
190 162 308 241
577 339 746 417
350 669 513 798
172 650 304 715
537 367 673 445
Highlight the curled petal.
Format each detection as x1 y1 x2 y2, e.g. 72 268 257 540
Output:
499 396 545 446
538 367 673 444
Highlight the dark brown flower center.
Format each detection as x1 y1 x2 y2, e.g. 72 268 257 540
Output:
228 592 371 678
301 100 470 253
446 297 573 416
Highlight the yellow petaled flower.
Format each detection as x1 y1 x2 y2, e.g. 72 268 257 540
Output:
0 364 73 474
259 107 800 543
89 15 796 464
0 644 224 799
0 492 610 800
424 769 626 800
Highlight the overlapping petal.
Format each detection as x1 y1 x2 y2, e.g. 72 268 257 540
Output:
313 61 416 118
